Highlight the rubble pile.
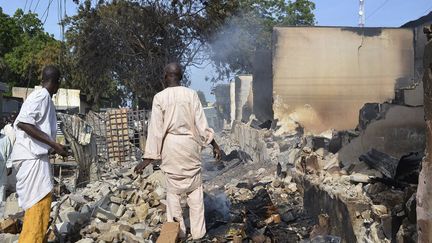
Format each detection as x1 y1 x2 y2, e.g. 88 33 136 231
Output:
0 131 319 243
0 121 421 243
59 167 167 242
231 119 420 242
207 171 314 242
292 141 418 242
0 159 169 243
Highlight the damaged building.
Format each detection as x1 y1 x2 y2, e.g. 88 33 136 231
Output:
220 13 432 243
1 10 432 243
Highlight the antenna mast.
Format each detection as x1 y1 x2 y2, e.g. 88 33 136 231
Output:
359 0 365 27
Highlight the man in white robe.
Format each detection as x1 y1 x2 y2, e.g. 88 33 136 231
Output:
135 63 222 241
0 134 12 201
1 114 16 144
8 65 67 243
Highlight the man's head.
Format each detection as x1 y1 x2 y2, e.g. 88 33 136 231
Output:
41 65 61 96
8 113 16 124
0 117 6 130
163 62 183 87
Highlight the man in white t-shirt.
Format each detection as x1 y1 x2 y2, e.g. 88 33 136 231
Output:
9 65 67 243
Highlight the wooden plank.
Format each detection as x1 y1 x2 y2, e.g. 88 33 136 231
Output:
156 222 180 243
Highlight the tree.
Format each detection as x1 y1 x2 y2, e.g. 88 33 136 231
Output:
0 8 21 57
0 8 61 89
64 0 209 108
65 0 315 108
197 90 208 107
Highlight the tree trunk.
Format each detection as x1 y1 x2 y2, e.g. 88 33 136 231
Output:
417 26 432 243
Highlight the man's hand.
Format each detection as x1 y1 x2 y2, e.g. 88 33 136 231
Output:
213 145 222 161
134 159 153 174
52 143 68 157
210 139 222 161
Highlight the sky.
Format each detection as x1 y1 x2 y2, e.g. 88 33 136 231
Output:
1 0 431 102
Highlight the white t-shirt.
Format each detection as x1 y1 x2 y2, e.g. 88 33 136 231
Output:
8 87 56 209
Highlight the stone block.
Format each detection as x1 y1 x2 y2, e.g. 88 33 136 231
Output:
371 205 388 218
109 203 120 215
95 207 117 221
121 231 143 243
134 203 149 221
110 196 123 204
115 204 126 218
56 222 71 235
99 231 120 242
76 239 94 243
0 219 17 234
0 233 19 243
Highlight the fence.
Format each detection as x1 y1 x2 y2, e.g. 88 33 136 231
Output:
86 109 149 164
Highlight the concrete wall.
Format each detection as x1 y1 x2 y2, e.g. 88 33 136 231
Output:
12 87 34 101
403 12 432 85
253 50 273 122
231 121 271 163
234 75 253 122
54 88 81 110
204 106 224 132
272 27 415 133
213 84 231 122
401 12 432 106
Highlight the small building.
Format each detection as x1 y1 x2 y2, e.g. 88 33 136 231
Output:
12 86 91 114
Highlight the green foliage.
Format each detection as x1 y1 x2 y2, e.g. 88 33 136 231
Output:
0 8 61 89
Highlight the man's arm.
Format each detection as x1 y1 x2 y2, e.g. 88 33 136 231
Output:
193 92 222 161
135 95 164 174
17 122 67 157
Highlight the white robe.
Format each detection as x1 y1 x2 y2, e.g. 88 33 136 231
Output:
144 86 214 194
0 135 12 201
9 88 57 210
1 124 16 145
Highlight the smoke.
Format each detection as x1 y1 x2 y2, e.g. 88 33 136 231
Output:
207 12 270 77
204 190 231 221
